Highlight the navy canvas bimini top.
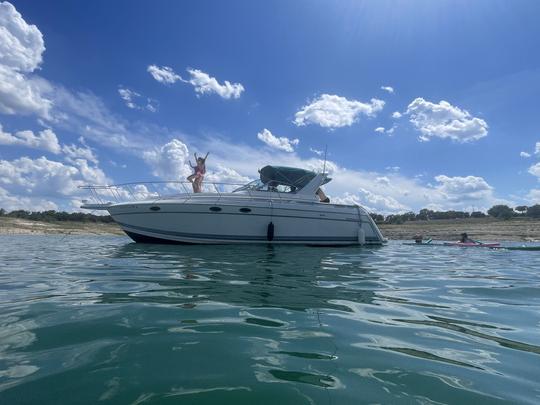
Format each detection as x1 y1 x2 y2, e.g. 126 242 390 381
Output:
259 166 318 189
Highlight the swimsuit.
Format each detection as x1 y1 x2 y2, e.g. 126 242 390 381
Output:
194 165 205 178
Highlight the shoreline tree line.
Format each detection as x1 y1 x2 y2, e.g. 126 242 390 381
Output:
0 209 114 223
370 204 540 224
0 204 539 224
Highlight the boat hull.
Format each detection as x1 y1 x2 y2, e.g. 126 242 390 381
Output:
107 199 385 245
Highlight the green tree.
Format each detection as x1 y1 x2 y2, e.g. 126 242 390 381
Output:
487 205 514 219
470 211 486 218
369 213 384 223
416 208 434 221
526 205 540 218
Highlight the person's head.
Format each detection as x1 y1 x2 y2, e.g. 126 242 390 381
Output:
461 232 468 238
197 157 204 165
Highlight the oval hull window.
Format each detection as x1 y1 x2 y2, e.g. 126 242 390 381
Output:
239 208 251 213
149 206 161 211
209 206 222 212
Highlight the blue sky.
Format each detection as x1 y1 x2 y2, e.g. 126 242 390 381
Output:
1 0 540 213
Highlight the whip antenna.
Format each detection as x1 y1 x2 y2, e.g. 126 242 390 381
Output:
322 144 328 174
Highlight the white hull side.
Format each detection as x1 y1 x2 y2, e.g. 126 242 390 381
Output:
108 200 385 245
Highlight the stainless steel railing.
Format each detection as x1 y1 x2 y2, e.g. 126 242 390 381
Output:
79 181 253 205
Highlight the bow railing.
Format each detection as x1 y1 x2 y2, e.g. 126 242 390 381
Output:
79 181 250 205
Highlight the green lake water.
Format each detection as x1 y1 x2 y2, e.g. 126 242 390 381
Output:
1 235 540 404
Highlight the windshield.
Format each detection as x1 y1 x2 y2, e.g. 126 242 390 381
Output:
232 179 297 193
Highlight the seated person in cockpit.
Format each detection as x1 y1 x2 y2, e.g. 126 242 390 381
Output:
268 181 278 192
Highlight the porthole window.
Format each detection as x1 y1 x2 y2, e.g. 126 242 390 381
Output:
209 206 222 212
149 206 161 211
239 208 251 213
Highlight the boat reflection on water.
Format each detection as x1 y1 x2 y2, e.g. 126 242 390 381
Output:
103 242 380 312
100 242 381 395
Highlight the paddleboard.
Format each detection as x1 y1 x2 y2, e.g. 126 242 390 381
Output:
402 242 540 251
444 242 500 247
402 242 440 246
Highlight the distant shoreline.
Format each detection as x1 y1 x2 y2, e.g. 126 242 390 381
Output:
2 217 540 242
379 217 540 242
0 217 124 236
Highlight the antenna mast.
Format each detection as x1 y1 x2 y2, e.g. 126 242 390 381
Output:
322 144 328 174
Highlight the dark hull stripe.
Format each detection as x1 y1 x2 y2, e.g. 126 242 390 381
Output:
118 221 381 243
124 230 195 244
123 229 381 246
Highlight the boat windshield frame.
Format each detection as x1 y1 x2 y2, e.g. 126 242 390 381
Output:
232 179 297 194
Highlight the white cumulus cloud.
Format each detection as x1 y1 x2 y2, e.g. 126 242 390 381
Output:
529 162 540 179
374 126 396 135
186 68 244 99
205 165 251 185
536 142 540 155
257 128 299 153
520 151 531 158
434 175 493 202
0 156 109 198
0 124 60 153
0 65 52 118
147 65 183 84
0 1 44 72
334 189 409 213
148 65 244 99
0 123 100 168
118 87 140 109
526 189 540 202
143 139 192 180
381 86 394 94
0 2 51 118
294 94 384 129
392 111 402 119
406 97 488 142
118 86 158 112
0 185 57 211
62 143 98 165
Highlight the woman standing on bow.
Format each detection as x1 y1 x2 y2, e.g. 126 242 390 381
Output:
187 152 209 193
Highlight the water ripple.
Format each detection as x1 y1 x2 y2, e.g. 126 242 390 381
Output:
1 236 540 404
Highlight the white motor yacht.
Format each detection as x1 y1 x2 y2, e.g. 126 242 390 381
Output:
81 166 385 245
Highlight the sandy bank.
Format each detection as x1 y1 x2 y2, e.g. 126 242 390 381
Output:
0 217 124 236
379 217 540 242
